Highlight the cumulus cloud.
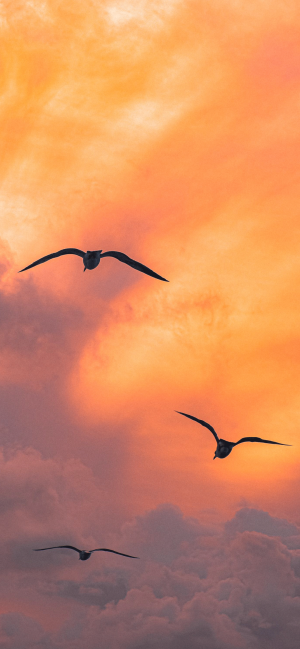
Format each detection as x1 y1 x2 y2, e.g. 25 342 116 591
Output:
118 503 215 564
0 447 106 570
225 506 300 539
1 0 300 647
0 502 299 649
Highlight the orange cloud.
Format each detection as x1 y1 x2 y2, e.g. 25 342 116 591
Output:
0 0 300 598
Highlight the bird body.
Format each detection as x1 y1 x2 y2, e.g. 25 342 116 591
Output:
215 439 233 459
83 251 102 271
19 248 168 281
176 411 291 460
79 551 92 561
34 545 138 560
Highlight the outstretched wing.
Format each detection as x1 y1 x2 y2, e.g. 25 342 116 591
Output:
100 251 168 282
90 548 138 558
176 411 219 442
234 437 291 447
34 545 81 553
19 249 85 273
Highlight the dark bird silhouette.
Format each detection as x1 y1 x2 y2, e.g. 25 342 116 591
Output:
176 411 291 460
34 545 138 561
19 248 168 281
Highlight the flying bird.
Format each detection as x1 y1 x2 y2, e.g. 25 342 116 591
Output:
19 248 168 281
34 545 138 561
176 411 291 460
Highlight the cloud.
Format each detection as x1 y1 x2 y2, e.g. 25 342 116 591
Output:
104 0 180 30
1 0 300 646
0 612 47 649
225 507 300 538
0 446 111 578
0 245 89 388
118 503 215 564
0 502 299 648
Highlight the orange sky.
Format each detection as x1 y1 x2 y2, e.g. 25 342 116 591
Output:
2 1 300 644
1 0 300 533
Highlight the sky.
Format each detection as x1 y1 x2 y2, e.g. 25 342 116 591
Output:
0 0 300 646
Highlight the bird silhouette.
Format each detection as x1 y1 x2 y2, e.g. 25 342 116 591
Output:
176 411 291 459
19 248 168 281
34 545 138 561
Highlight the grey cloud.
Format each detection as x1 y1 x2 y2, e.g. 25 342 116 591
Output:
0 612 50 649
0 246 135 492
0 471 299 649
225 507 300 539
119 503 216 564
0 253 87 386
51 506 299 649
0 448 107 575
37 573 128 608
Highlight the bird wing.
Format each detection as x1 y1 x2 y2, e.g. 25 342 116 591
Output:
90 548 138 558
100 251 168 282
19 249 85 272
233 437 292 447
176 411 219 442
34 545 81 553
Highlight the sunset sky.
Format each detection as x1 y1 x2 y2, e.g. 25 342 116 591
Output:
0 0 300 647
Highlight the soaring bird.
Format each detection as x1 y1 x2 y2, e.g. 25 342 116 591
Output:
34 545 138 561
176 411 291 460
19 248 168 281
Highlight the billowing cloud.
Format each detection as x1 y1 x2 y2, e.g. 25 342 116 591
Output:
225 507 299 539
1 0 300 646
0 503 299 648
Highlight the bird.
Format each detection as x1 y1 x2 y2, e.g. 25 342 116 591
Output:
176 411 291 460
34 545 139 561
19 248 168 281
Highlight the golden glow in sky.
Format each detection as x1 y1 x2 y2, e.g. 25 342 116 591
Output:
0 4 300 643
1 0 300 520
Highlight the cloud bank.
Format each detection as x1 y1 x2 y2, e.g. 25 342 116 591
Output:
0 466 298 649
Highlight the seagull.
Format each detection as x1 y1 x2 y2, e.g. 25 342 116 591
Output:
34 545 139 561
176 411 291 460
19 248 168 281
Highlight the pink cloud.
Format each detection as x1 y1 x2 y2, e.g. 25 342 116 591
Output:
0 498 299 648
